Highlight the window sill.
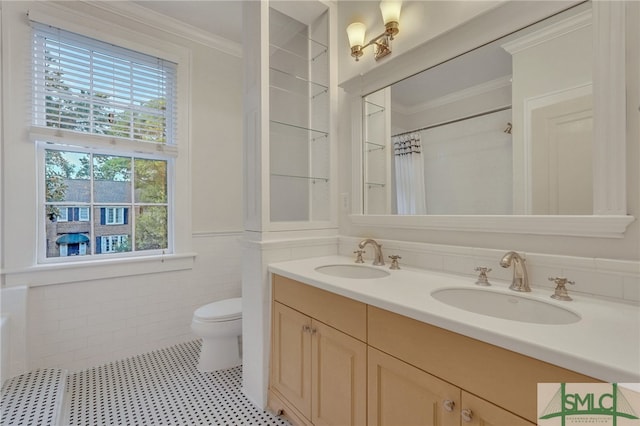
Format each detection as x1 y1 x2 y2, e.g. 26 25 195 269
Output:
2 253 196 287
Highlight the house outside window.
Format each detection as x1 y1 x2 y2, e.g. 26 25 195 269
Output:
34 22 176 261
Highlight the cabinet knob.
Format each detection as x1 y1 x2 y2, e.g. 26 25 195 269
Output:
443 399 455 412
302 325 317 334
461 408 473 422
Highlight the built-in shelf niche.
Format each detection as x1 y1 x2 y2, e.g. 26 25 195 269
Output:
363 89 391 214
269 6 330 223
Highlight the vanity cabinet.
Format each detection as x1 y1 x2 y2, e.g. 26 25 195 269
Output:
269 275 367 426
270 276 598 425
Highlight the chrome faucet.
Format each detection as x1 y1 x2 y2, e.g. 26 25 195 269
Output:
358 239 384 266
500 251 531 292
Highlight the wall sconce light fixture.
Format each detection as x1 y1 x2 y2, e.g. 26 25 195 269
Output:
346 1 402 62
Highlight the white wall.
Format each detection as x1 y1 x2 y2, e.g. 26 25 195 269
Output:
191 43 244 234
419 109 513 215
397 83 512 132
0 1 244 373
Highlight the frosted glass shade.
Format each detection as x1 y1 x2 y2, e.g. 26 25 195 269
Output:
346 22 366 48
380 1 402 25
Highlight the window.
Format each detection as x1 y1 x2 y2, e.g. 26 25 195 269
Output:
56 207 90 222
98 235 129 254
104 207 126 225
78 207 90 222
33 23 176 261
57 208 69 222
31 23 176 141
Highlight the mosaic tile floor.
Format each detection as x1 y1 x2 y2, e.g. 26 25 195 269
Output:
1 368 66 426
2 340 290 426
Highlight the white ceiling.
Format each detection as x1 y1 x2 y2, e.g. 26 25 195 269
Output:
132 1 244 43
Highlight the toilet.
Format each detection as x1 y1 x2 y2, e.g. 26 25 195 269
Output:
191 297 242 372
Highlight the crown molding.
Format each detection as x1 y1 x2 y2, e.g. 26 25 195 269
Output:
392 75 512 116
501 8 592 55
84 1 242 58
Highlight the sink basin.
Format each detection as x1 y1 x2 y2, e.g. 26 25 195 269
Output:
431 288 580 324
315 264 390 279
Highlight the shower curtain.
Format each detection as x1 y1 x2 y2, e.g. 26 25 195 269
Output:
393 133 427 215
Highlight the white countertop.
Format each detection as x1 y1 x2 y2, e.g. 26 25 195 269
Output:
269 255 640 382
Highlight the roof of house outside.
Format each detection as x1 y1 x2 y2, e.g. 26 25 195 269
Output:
62 179 131 204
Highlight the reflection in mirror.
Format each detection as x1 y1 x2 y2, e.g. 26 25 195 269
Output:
362 3 593 216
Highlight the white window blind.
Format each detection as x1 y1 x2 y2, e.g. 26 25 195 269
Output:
31 22 177 145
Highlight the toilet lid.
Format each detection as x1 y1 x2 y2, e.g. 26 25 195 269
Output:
194 297 242 322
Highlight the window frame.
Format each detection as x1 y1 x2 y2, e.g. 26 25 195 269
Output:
2 2 194 287
57 207 90 223
78 207 90 222
57 208 69 222
38 142 174 263
31 20 178 265
105 207 126 226
100 234 129 254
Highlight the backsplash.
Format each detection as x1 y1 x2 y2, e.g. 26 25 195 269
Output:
339 236 640 303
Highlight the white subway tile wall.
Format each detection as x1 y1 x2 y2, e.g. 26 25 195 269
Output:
27 234 243 372
339 236 640 303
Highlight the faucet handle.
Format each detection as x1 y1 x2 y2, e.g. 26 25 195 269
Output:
353 250 365 264
548 277 575 301
388 255 401 270
474 267 492 286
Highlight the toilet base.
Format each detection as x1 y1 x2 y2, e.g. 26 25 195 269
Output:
197 336 242 372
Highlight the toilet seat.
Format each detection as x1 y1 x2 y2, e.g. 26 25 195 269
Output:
193 297 242 322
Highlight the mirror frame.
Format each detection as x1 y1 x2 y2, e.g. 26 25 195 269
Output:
342 1 634 238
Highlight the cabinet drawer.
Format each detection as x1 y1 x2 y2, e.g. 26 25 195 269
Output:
368 306 599 423
273 275 367 341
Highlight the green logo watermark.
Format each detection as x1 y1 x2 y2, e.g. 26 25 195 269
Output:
539 383 640 426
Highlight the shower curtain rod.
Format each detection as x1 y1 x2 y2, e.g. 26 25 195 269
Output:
392 105 512 138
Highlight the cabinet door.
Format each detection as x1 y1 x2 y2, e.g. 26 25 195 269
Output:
272 302 312 420
368 347 460 426
311 320 367 426
460 391 534 426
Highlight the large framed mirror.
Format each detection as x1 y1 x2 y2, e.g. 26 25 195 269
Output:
343 1 633 237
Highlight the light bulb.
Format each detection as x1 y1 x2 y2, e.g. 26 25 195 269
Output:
346 22 366 48
379 1 402 26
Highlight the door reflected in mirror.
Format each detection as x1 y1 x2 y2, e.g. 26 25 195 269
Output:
362 4 593 216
